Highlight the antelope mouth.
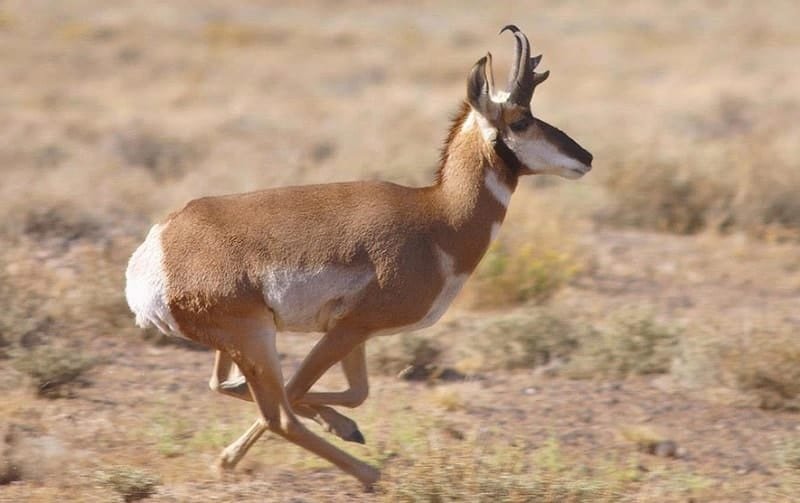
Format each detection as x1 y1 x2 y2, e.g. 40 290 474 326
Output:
576 162 593 175
561 161 592 179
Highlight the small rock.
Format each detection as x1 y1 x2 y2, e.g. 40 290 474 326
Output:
1 424 21 485
443 426 465 440
652 440 679 458
397 364 432 381
532 358 564 377
435 367 466 382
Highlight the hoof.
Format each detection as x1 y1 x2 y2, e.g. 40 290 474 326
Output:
347 429 366 445
215 454 237 475
360 467 381 492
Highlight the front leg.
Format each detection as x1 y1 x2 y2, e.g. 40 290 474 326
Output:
210 348 369 412
212 345 368 473
300 343 368 408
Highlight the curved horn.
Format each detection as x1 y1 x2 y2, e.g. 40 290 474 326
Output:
500 25 523 92
499 25 532 105
499 25 548 105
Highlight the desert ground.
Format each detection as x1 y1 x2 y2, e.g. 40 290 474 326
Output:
1 1 799 501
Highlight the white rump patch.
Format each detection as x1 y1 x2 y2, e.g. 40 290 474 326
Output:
484 169 512 208
125 224 183 337
262 265 375 332
373 246 468 337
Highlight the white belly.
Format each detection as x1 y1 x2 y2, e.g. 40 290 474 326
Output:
125 224 183 337
262 265 375 332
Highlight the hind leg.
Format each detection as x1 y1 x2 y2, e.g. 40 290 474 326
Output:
219 314 378 488
209 350 365 448
209 350 249 399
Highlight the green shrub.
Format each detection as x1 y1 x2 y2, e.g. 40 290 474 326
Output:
474 310 581 370
673 327 800 410
13 346 95 398
567 310 679 379
98 467 160 502
467 243 580 307
369 333 442 376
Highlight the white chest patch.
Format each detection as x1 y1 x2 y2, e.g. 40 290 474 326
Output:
484 169 512 208
373 246 468 337
490 221 502 243
262 265 374 332
125 224 183 337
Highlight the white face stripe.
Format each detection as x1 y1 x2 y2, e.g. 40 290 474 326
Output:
506 132 589 179
484 169 512 208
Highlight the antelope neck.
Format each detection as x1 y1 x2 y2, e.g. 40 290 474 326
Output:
493 135 524 176
431 109 517 274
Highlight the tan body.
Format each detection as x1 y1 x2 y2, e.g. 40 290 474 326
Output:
163 134 510 344
125 26 592 489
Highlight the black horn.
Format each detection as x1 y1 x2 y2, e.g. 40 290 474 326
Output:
499 25 548 105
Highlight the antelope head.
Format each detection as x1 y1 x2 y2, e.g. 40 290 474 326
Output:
467 25 593 179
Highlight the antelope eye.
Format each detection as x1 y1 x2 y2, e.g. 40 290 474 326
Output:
509 118 531 132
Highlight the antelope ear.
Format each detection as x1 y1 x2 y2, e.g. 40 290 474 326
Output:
466 55 500 121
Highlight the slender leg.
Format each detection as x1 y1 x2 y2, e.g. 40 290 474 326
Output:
210 350 365 443
211 343 369 407
301 343 369 408
215 343 368 471
285 327 369 406
210 350 250 400
224 317 378 488
217 418 268 470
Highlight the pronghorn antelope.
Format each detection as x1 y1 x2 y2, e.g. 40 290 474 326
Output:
125 25 592 488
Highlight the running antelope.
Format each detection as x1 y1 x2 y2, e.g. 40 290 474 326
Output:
125 25 592 488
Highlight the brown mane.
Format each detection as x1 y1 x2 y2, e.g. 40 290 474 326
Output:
435 101 472 185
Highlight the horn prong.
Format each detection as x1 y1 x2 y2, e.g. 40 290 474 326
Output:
532 70 550 87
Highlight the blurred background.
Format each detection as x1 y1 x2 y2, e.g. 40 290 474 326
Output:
1 1 798 501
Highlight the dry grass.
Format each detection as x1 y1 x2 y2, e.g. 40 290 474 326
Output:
566 309 680 379
465 309 581 371
601 139 800 240
599 86 800 241
399 307 678 379
379 431 636 502
673 325 800 410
